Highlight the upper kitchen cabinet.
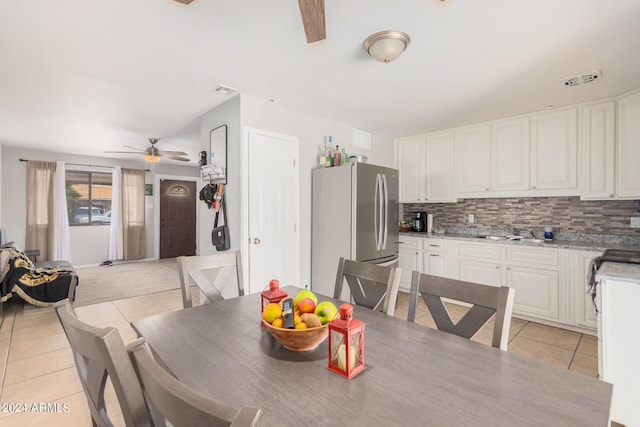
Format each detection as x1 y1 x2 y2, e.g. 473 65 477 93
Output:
396 132 456 203
581 101 616 200
396 134 425 202
424 132 456 202
616 91 640 199
530 108 578 193
492 117 530 192
456 125 491 194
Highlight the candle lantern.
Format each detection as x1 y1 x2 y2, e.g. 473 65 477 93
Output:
328 304 366 379
261 279 288 319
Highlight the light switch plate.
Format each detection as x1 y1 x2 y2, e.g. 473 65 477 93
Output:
468 214 475 223
631 217 640 228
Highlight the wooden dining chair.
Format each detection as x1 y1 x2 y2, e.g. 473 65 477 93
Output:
53 300 152 427
408 272 515 350
177 251 244 309
333 257 401 316
128 338 263 427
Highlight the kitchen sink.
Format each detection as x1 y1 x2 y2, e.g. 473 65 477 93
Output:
475 235 508 241
516 238 546 243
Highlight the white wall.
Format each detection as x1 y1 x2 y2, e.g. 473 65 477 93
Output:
1 145 198 266
239 93 394 288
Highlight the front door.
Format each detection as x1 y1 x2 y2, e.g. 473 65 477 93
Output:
246 129 299 294
159 179 197 259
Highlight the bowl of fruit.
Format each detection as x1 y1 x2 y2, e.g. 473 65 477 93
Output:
262 290 339 352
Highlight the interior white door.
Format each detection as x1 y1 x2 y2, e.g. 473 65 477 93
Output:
246 129 299 295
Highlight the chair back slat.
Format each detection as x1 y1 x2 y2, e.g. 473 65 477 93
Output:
333 258 401 315
54 300 152 427
408 272 515 350
128 339 262 427
178 251 244 309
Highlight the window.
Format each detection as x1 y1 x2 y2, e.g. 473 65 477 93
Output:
66 171 113 225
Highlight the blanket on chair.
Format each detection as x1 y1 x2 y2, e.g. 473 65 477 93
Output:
0 247 77 307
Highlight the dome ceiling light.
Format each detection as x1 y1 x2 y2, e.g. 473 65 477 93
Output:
363 30 411 64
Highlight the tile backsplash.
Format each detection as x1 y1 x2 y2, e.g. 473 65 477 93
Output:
403 197 640 238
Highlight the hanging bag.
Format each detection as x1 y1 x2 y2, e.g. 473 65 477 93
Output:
211 193 230 251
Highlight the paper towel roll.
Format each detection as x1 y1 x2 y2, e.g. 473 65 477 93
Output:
427 214 433 233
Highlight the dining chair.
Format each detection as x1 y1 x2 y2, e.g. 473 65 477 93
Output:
408 272 515 350
128 338 263 427
53 300 152 427
177 251 244 309
333 257 401 316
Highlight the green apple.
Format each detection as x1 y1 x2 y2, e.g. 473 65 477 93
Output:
294 290 317 306
314 301 338 325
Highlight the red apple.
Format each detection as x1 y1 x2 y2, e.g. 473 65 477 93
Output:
297 298 316 314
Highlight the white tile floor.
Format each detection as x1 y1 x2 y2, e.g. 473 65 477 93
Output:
0 288 599 426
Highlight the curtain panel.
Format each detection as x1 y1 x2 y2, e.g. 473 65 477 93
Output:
121 168 146 260
25 161 56 261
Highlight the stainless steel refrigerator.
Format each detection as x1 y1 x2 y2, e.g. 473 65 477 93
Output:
311 162 398 301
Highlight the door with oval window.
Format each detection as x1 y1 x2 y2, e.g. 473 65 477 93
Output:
159 179 197 259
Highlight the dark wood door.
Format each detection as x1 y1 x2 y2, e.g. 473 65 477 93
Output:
159 179 197 259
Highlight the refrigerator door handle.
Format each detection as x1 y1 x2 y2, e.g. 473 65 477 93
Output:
374 173 381 250
382 173 389 250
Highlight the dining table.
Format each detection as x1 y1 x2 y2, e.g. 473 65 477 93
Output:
131 286 612 426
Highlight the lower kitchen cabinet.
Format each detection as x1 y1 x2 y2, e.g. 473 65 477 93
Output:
459 259 501 286
423 238 449 278
398 237 421 291
506 265 559 320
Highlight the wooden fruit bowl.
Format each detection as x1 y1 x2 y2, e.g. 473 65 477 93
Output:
262 319 328 352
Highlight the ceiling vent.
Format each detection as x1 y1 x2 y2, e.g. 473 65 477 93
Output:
562 69 602 87
214 85 239 96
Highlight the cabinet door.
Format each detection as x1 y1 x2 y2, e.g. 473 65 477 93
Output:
581 102 615 200
396 135 425 202
491 118 530 191
617 91 640 199
459 259 501 287
530 109 578 191
506 265 559 320
456 125 491 194
424 252 448 278
398 247 420 291
425 132 456 202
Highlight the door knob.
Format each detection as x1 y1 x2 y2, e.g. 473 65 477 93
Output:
253 238 261 245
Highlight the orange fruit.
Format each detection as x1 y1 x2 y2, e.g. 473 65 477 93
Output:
263 303 283 324
294 322 307 329
272 318 283 328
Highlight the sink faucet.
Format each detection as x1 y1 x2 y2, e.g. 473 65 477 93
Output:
512 228 519 236
529 230 536 239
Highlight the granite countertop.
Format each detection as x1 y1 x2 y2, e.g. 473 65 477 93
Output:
596 262 640 283
399 231 640 252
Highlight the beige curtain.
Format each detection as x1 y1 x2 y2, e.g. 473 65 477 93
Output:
121 168 146 260
25 161 56 261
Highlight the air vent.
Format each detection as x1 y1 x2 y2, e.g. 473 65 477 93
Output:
562 69 602 87
214 85 239 96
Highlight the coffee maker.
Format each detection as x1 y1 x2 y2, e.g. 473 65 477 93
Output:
413 212 428 232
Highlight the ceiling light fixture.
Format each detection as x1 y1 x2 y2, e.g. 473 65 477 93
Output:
363 30 411 64
144 154 161 163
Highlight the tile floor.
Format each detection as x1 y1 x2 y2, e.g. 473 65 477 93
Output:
0 289 599 426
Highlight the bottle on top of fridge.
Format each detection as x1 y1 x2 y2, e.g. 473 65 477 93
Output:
341 148 347 165
326 150 334 167
334 145 341 166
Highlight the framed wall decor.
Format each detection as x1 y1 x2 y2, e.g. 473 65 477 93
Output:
145 184 153 196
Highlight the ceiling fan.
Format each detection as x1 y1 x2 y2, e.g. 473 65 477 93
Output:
105 138 190 163
171 0 326 43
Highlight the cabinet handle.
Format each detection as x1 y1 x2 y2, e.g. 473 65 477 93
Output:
496 266 500 269
430 254 439 257
609 194 614 198
532 186 536 189
485 188 489 191
429 244 440 247
507 267 511 270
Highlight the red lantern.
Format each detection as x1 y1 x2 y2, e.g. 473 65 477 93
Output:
328 304 366 379
261 279 288 319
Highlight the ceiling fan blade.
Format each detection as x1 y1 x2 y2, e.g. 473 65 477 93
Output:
164 155 191 162
104 150 138 154
158 150 188 156
173 0 195 4
123 145 146 152
298 0 326 43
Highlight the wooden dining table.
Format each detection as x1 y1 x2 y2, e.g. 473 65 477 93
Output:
131 286 612 426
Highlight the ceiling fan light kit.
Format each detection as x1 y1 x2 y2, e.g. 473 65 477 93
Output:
364 30 411 64
104 138 190 163
144 154 161 163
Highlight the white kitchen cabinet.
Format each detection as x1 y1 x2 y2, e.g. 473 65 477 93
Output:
459 259 502 286
395 132 455 203
506 265 559 320
456 125 491 194
530 108 578 193
396 135 425 202
616 90 640 199
581 101 616 200
398 237 421 291
491 117 530 191
423 239 449 277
